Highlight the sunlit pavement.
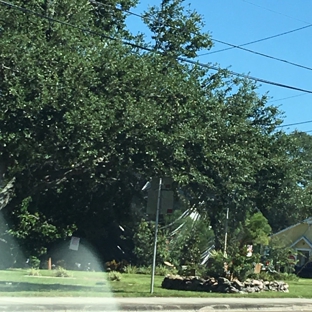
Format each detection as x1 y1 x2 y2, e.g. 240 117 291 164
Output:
1 297 312 311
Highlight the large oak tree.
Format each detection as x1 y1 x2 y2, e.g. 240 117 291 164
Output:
0 0 309 261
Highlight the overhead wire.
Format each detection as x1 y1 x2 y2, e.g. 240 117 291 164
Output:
1 0 312 94
89 0 312 73
268 93 308 103
93 2 312 74
91 0 312 70
277 120 312 128
211 38 312 72
241 0 311 24
180 59 312 94
198 24 312 56
90 0 144 19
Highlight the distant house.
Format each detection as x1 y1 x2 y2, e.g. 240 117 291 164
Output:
272 217 312 267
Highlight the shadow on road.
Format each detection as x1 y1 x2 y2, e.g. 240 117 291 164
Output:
0 280 119 293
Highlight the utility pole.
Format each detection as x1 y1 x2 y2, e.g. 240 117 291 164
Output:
150 177 162 294
150 2 166 294
224 207 229 258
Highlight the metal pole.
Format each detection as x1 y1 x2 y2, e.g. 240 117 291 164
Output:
224 207 229 258
150 177 162 294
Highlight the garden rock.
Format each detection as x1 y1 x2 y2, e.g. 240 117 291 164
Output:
161 275 289 293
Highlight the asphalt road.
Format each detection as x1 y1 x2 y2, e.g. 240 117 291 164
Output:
1 297 312 311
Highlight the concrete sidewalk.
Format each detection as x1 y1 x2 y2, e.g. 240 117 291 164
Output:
1 297 312 311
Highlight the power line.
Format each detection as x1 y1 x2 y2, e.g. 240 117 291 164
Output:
242 0 311 24
268 93 308 104
0 0 150 49
97 2 312 73
211 38 312 72
90 0 144 19
181 59 312 94
277 120 312 128
1 0 312 94
198 24 312 56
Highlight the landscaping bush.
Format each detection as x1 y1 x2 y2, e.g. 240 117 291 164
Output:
275 272 299 281
137 266 150 275
105 259 118 271
155 265 177 276
133 265 177 276
56 259 66 269
265 237 297 273
107 271 122 281
190 264 208 278
105 259 128 272
206 250 227 278
28 268 41 276
54 267 71 277
29 256 41 269
133 219 169 267
166 213 214 268
247 271 299 282
124 265 138 274
229 249 260 281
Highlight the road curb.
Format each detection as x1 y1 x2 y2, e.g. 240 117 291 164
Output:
1 303 312 311
1 298 312 311
116 303 312 311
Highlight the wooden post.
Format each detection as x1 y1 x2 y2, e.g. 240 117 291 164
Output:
48 258 52 270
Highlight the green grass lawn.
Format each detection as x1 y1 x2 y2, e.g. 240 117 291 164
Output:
0 269 311 297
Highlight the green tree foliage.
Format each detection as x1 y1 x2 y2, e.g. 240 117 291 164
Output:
226 212 271 254
143 0 212 57
7 197 76 258
89 0 139 36
242 212 272 247
0 0 132 257
255 131 312 233
178 78 284 249
167 214 214 266
267 237 297 273
0 0 309 262
132 219 169 266
225 212 271 280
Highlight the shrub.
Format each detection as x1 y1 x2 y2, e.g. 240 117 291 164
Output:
247 271 299 282
137 266 151 275
206 250 227 278
133 219 169 267
54 267 71 277
56 260 66 269
124 265 138 274
28 268 41 276
275 272 299 281
29 256 41 269
190 264 208 278
166 214 214 268
135 265 177 276
155 265 177 276
107 271 122 281
229 250 259 281
105 259 128 272
266 237 297 273
105 259 118 271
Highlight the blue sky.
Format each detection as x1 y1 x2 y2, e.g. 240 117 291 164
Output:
126 0 312 133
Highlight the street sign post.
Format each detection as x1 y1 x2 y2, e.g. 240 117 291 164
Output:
147 177 174 294
147 177 173 215
150 177 162 294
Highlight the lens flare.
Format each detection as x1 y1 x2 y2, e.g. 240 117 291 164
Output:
0 215 118 310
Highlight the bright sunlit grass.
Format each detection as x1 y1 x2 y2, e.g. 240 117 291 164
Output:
0 269 312 297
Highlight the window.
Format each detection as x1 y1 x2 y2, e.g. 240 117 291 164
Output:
297 250 310 266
